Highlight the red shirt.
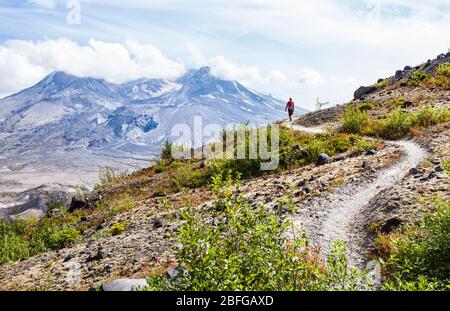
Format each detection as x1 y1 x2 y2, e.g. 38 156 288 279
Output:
286 100 295 111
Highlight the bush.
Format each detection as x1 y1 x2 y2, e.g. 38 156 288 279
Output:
375 79 388 89
341 108 369 134
375 197 450 291
96 167 127 190
147 175 370 291
96 193 135 219
206 127 371 181
410 71 431 84
358 102 376 111
170 163 206 191
414 105 450 127
110 222 126 236
161 141 174 161
436 62 450 77
47 227 80 249
373 109 413 139
341 105 450 139
0 219 80 264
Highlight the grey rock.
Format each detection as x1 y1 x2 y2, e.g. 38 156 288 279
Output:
69 198 87 213
402 100 413 108
366 149 377 155
380 218 402 234
296 179 306 187
102 279 148 291
153 219 163 229
354 85 377 100
409 167 420 175
434 165 443 172
333 154 346 162
427 172 437 180
86 249 106 262
317 153 331 166
166 266 189 283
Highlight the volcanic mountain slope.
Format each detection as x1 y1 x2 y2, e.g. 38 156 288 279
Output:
0 53 448 291
0 67 300 211
0 67 293 157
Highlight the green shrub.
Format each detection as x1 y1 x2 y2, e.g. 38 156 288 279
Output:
153 161 167 173
375 79 388 88
161 141 174 161
0 219 80 264
373 109 413 139
442 160 450 177
95 167 127 190
147 175 370 291
376 197 450 291
436 62 450 77
48 226 80 249
410 71 431 84
341 108 369 134
358 102 376 111
96 193 135 219
110 222 126 236
206 127 371 181
170 163 206 191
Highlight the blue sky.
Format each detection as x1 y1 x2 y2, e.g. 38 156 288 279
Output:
1 0 449 109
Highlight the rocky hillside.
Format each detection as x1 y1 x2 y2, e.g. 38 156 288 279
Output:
0 53 448 291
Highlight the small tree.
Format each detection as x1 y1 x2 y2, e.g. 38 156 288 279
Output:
161 141 174 161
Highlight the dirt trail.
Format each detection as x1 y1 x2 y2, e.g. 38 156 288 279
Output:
285 121 427 267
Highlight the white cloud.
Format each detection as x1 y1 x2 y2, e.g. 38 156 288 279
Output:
186 43 207 67
0 38 185 98
209 55 287 85
298 69 323 87
27 0 57 9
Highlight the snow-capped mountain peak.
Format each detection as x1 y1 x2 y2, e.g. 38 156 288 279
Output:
0 68 307 158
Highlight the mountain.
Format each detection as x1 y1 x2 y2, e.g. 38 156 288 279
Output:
0 67 304 153
0 67 307 192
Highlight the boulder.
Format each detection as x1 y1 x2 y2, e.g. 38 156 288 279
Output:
333 154 346 162
435 165 444 172
354 86 377 100
166 266 189 283
402 100 413 108
200 159 208 168
86 248 106 263
153 219 163 229
69 198 87 213
296 179 306 187
316 153 331 166
394 70 403 79
366 149 377 155
409 167 420 176
102 279 148 291
380 218 402 234
362 161 373 172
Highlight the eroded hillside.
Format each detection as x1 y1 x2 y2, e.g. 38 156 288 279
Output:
1 53 449 291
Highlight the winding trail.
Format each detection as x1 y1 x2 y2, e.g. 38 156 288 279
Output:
286 121 427 267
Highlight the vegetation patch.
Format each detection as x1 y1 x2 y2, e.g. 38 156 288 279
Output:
374 197 450 291
0 208 81 264
341 105 450 139
146 174 371 291
110 222 126 236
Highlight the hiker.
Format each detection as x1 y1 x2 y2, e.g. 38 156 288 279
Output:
285 98 295 121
